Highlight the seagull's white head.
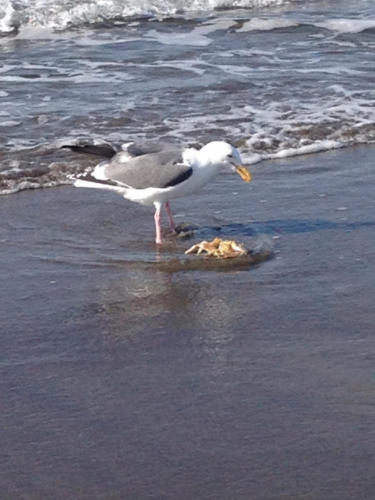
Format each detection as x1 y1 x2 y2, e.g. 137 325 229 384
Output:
199 141 252 182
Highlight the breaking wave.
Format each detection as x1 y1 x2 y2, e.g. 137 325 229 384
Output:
1 0 297 34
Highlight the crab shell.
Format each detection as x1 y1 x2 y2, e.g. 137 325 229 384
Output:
185 237 248 258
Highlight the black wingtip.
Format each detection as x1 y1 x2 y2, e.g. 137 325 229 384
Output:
61 144 117 159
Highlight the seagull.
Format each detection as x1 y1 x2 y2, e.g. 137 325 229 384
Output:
68 141 252 244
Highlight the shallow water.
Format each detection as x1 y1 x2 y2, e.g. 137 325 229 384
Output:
1 146 375 498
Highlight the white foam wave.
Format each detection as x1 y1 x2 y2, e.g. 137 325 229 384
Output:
240 140 345 165
236 16 375 34
145 28 211 47
0 0 295 33
0 0 20 33
237 17 297 32
267 140 344 159
315 18 375 33
2 1 374 37
0 120 21 127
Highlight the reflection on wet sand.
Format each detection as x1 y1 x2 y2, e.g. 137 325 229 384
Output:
94 266 260 362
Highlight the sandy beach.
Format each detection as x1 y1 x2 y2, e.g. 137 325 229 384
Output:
1 145 375 499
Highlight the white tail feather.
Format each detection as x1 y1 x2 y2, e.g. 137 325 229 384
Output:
74 178 125 194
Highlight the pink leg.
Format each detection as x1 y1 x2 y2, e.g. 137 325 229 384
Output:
154 202 162 244
165 201 176 233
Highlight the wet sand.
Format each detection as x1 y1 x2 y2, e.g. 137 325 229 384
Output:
1 145 375 499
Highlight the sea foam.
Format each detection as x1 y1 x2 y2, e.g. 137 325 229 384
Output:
0 0 295 34
315 18 375 33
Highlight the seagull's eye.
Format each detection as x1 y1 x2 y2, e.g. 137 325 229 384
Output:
227 154 233 158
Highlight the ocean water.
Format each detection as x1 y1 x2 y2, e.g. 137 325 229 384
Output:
1 0 375 193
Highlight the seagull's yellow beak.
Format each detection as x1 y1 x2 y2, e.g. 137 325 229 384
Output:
235 165 252 182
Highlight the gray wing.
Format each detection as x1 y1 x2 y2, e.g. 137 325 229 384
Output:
104 149 193 189
125 142 171 157
62 140 174 159
61 142 117 158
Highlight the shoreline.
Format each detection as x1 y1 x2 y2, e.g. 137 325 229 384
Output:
0 139 372 197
